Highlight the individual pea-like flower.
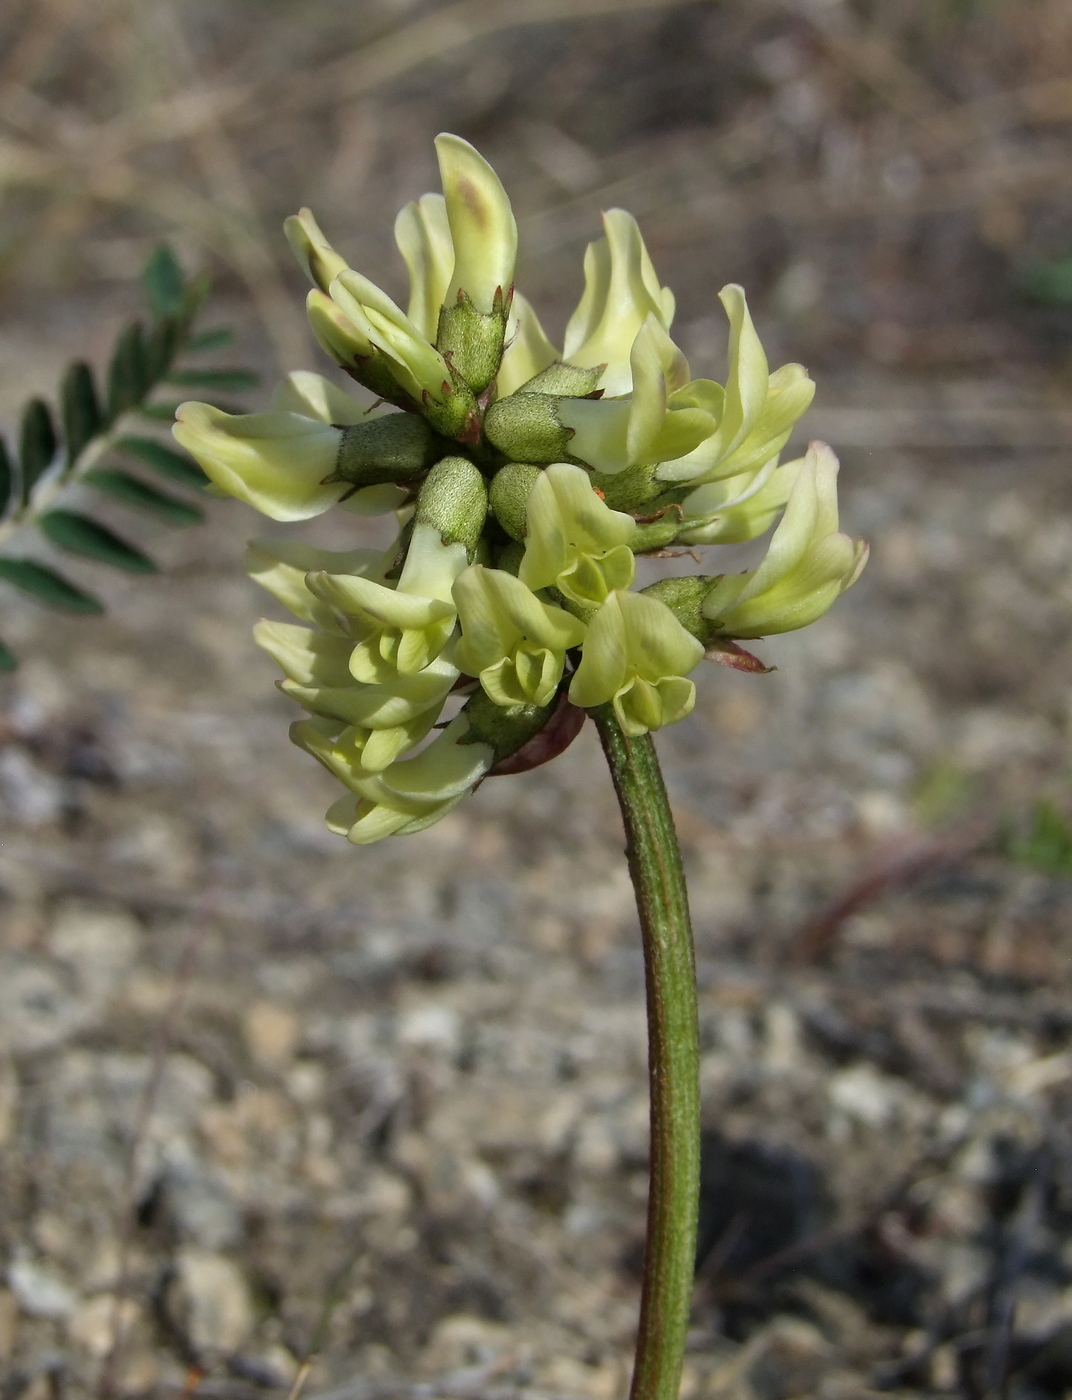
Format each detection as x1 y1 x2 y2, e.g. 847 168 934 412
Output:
173 392 439 521
453 565 587 707
173 402 348 522
303 689 561 845
316 711 494 845
309 520 467 681
518 463 637 609
656 286 815 486
568 589 705 738
563 209 676 396
701 441 868 638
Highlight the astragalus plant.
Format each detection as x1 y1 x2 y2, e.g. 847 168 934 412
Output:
174 134 867 1400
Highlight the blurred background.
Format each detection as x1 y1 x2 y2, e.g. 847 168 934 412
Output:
4 2 1072 1397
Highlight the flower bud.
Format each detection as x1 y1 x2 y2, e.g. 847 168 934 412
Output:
414 455 488 559
394 193 454 341
173 403 345 522
483 392 575 464
497 294 558 397
306 290 412 406
431 135 518 393
563 210 675 396
330 273 445 396
436 134 517 317
701 442 868 638
284 208 350 292
568 589 704 737
453 565 586 707
489 462 541 541
518 463 636 609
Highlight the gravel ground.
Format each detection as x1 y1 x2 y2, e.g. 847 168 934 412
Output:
2 287 1072 1400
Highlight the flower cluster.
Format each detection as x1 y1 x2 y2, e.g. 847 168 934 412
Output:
174 135 867 845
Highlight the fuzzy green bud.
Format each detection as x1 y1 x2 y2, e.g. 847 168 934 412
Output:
640 576 720 644
520 362 604 397
489 461 541 541
328 414 443 488
483 393 575 464
436 290 509 395
414 455 488 559
588 463 664 512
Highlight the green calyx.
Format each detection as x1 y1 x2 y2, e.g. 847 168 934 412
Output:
437 289 509 395
419 363 481 441
590 463 664 512
414 454 488 559
520 362 604 397
458 685 558 765
483 392 576 464
489 461 542 541
640 575 722 645
632 509 685 553
330 414 444 487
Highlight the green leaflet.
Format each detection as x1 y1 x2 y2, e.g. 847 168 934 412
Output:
0 635 17 671
0 440 12 518
0 557 104 613
142 244 186 320
38 510 157 574
20 398 57 501
106 322 150 421
61 362 102 466
116 435 208 489
85 468 203 526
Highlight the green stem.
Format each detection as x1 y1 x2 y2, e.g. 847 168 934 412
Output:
593 705 699 1400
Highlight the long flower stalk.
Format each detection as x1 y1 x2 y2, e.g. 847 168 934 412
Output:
594 704 700 1400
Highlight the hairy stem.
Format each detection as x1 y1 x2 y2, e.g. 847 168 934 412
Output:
594 705 699 1400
